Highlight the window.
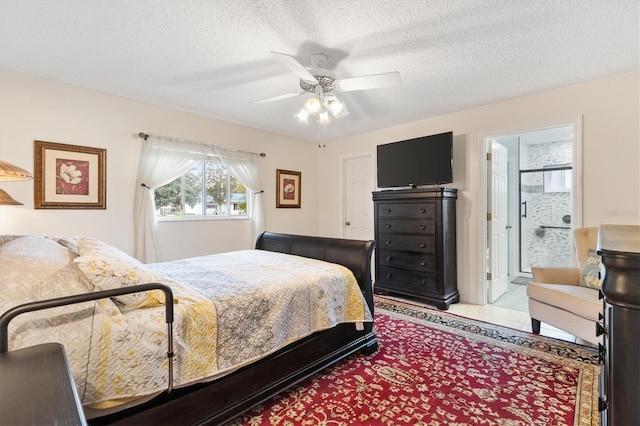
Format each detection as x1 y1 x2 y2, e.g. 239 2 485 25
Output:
155 160 248 218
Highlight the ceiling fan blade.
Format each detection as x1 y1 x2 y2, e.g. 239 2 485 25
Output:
335 71 401 92
271 51 318 84
250 91 304 105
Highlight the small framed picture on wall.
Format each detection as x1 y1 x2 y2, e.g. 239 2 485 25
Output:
276 169 301 208
34 140 107 209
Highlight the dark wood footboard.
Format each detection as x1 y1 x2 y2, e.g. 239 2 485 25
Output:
93 232 377 426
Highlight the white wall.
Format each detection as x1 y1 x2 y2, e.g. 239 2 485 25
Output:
318 72 640 304
0 70 319 260
2 69 638 304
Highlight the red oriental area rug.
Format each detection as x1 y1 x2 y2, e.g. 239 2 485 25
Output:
230 296 600 426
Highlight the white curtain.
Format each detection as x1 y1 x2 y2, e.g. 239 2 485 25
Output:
212 146 265 244
134 134 264 263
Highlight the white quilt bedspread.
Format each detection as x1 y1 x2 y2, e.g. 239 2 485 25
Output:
0 236 372 409
150 250 372 372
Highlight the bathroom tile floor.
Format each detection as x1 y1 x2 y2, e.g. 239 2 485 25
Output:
491 282 529 312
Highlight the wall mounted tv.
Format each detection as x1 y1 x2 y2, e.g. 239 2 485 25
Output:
377 131 453 188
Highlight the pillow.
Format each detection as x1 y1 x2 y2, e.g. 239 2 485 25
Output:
580 249 602 290
47 236 80 255
0 235 21 246
74 238 169 310
0 235 93 314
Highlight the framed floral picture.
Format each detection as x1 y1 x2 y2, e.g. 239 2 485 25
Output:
276 169 301 208
34 140 106 209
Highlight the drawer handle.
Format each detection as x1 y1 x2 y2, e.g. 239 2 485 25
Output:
419 208 425 214
598 397 608 412
420 225 425 230
419 243 426 248
420 261 426 266
386 273 392 279
385 224 391 229
598 343 606 365
420 278 426 285
385 208 391 213
386 256 392 262
385 240 391 245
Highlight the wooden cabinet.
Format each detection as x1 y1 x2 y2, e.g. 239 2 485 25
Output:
373 188 458 309
597 225 640 425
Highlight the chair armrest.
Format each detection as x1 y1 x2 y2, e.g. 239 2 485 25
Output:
531 267 582 285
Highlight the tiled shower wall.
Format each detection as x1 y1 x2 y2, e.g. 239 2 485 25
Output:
521 140 573 270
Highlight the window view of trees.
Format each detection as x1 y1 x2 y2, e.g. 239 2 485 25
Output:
155 161 248 217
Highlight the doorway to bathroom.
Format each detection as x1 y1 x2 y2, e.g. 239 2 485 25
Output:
485 122 582 311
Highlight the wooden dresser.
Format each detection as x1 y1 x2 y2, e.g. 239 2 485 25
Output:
373 188 458 309
597 224 640 425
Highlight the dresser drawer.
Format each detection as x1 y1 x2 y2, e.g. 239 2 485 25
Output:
377 202 435 219
378 234 435 253
378 219 435 235
378 266 437 293
379 249 436 272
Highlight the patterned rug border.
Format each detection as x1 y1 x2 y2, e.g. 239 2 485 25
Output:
374 295 600 366
374 296 601 426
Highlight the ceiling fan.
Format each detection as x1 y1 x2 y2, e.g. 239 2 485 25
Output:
251 51 401 124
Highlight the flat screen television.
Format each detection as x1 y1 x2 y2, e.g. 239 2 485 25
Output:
377 131 453 188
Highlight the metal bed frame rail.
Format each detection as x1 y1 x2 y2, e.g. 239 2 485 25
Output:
0 283 175 392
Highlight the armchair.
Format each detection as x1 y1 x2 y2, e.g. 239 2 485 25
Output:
526 227 602 345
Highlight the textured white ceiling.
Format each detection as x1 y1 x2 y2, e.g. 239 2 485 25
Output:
0 0 638 142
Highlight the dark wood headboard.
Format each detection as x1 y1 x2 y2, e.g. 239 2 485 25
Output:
255 231 376 316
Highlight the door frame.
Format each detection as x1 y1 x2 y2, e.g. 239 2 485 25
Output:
476 116 583 305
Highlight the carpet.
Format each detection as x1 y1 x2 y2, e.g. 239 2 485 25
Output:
229 296 600 426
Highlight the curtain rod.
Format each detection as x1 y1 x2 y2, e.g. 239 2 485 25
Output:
138 132 266 157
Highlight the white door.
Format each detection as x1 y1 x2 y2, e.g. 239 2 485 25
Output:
487 140 509 302
343 155 374 240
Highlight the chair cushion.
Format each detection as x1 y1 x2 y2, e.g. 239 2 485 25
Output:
531 266 581 285
579 249 602 289
527 281 601 321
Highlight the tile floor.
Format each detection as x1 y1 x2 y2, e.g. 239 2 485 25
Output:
491 282 528 312
381 278 593 347
448 301 588 344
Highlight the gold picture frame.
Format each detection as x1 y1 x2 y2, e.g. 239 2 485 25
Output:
276 169 301 208
34 140 106 209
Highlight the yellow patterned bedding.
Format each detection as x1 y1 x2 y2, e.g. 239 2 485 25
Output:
0 235 372 410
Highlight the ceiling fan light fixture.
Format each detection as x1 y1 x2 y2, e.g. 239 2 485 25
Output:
294 108 309 123
318 110 333 125
303 96 323 114
327 98 344 116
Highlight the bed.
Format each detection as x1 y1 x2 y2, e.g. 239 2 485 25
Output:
0 231 377 425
